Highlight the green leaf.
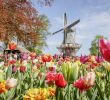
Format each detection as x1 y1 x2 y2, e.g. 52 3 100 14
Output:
91 89 98 100
96 81 104 100
6 88 16 100
6 67 12 79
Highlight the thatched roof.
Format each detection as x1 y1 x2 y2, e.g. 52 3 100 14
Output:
5 45 30 53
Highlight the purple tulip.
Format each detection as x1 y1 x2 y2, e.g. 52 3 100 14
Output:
80 55 89 64
12 65 17 73
96 56 104 63
20 53 29 60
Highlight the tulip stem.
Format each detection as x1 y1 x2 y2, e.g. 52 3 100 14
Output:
67 84 70 100
96 81 104 100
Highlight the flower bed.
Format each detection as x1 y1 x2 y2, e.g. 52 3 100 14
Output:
0 38 110 100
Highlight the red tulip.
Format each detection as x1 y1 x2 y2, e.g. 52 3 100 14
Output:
38 72 44 79
55 73 67 88
20 66 26 73
73 78 87 92
9 42 17 50
73 72 95 92
49 66 56 72
46 72 56 85
42 54 53 62
9 60 16 65
100 38 110 62
36 63 41 69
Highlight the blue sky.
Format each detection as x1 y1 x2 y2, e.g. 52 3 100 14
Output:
33 0 110 55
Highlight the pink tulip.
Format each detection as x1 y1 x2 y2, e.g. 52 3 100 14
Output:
100 38 110 62
73 72 95 92
80 55 89 64
12 65 17 73
84 72 95 86
95 56 104 63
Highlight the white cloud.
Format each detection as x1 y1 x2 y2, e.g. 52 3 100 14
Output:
78 10 110 34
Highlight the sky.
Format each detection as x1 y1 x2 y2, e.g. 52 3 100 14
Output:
33 0 110 56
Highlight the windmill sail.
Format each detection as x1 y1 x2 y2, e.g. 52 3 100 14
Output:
52 29 63 35
52 13 80 36
52 13 81 57
63 13 67 44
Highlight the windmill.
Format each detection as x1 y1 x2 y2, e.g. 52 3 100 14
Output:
53 13 81 57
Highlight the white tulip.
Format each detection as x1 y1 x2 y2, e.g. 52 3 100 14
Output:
6 78 17 88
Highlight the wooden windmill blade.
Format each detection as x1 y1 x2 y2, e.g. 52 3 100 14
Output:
63 12 67 44
64 13 67 27
52 28 63 35
52 13 67 35
66 19 80 29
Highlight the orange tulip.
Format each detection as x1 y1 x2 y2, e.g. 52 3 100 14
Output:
30 52 36 57
42 54 53 62
0 82 7 94
9 42 17 50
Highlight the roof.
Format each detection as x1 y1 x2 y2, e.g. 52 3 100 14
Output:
5 45 30 53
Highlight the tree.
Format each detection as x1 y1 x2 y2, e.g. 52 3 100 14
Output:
0 0 51 48
89 35 106 56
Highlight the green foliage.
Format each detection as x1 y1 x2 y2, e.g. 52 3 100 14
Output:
89 35 106 56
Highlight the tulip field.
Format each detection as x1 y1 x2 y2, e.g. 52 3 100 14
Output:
0 38 110 100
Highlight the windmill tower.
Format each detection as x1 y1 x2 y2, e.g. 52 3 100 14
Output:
53 13 81 57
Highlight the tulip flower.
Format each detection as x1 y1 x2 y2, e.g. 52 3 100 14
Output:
9 42 17 50
96 56 104 63
32 59 38 64
62 62 79 83
57 61 63 66
13 54 18 59
32 65 38 71
20 66 26 73
6 78 17 89
0 82 7 93
38 72 44 79
73 72 95 92
53 54 59 59
36 63 41 69
46 62 56 72
48 65 56 72
12 65 17 73
99 38 110 62
9 59 16 65
23 88 55 100
55 73 67 88
30 52 36 60
80 55 89 64
42 54 53 62
46 72 56 85
0 61 4 67
103 61 110 71
20 53 29 60
21 60 27 66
